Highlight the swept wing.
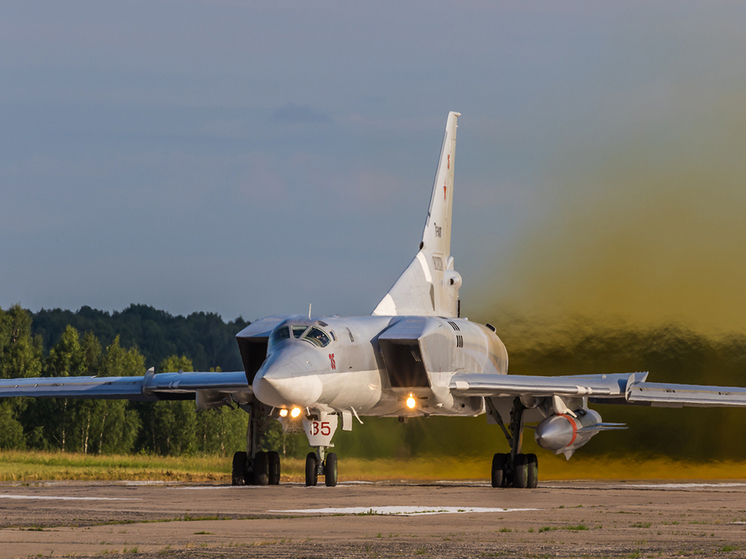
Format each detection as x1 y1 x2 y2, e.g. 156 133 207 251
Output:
449 371 746 407
0 369 250 404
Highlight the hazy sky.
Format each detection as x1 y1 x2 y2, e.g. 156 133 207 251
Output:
3 1 746 332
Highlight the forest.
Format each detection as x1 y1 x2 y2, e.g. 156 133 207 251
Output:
2 304 746 462
0 304 262 457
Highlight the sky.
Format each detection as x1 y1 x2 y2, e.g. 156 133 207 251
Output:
2 1 746 334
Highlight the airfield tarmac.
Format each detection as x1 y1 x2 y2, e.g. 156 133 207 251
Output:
2 480 746 558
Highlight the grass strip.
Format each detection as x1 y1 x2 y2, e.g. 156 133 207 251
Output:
1 451 746 482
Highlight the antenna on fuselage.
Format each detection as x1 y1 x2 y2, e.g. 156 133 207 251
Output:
308 303 312 319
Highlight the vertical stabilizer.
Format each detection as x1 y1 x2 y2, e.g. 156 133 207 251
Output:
423 111 459 263
373 112 462 317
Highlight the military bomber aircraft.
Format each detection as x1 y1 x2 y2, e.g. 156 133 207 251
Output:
3 112 746 488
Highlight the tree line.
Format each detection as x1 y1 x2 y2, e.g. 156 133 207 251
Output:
30 304 249 372
0 304 261 456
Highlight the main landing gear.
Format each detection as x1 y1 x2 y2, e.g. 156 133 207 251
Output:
305 446 338 487
232 449 281 485
488 397 539 489
231 400 282 486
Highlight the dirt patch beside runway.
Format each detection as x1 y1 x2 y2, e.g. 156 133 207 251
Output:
2 480 746 558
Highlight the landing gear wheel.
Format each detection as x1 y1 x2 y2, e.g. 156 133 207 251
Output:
324 453 338 487
268 451 281 485
491 453 509 488
526 453 538 489
513 454 528 489
305 452 318 486
232 451 248 486
253 451 269 486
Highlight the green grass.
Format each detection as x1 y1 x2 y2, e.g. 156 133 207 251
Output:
3 450 746 482
0 450 232 482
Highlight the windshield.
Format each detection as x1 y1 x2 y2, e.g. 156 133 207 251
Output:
268 323 331 350
303 327 330 347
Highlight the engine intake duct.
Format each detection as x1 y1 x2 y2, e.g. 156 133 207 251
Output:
379 339 429 388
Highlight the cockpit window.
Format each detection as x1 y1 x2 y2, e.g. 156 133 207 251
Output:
269 323 331 350
303 327 331 348
268 325 290 349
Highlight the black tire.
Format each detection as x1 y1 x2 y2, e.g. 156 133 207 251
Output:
268 451 281 485
253 451 269 486
305 452 318 486
324 453 338 487
232 451 248 486
526 453 538 489
513 454 528 489
491 453 509 488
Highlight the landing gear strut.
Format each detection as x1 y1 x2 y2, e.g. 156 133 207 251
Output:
301 414 339 487
487 397 539 489
305 446 338 487
231 400 282 486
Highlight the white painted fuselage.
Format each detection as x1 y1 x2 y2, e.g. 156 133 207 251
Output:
250 315 508 419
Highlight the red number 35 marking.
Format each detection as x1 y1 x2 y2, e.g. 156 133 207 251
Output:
328 353 336 370
312 421 331 437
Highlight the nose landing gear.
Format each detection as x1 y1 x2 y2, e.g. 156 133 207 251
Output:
305 447 338 487
301 414 340 487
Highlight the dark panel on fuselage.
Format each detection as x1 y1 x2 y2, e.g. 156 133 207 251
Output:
380 340 430 388
237 337 268 385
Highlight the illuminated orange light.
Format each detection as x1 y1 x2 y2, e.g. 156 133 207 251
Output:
278 409 289 418
290 407 302 418
406 394 416 409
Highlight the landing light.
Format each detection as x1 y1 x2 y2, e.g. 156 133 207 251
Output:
406 394 416 409
278 409 289 418
290 407 302 418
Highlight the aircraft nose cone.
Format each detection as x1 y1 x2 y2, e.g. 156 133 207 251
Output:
252 345 324 407
260 375 322 407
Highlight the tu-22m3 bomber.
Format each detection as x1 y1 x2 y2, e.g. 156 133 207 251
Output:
3 112 746 489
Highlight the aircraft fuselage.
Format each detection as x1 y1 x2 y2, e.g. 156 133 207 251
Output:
246 315 508 419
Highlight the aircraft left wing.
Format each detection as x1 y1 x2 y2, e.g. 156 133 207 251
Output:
0 369 250 407
449 372 746 407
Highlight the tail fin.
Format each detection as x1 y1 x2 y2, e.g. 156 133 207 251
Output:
373 111 462 317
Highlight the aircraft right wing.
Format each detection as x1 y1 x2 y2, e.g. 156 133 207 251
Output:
449 372 746 408
0 369 251 409
0 315 291 409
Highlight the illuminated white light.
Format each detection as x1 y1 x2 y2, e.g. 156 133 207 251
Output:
406 394 416 409
279 409 289 418
290 407 302 418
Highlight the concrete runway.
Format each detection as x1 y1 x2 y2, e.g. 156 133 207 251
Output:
2 480 746 558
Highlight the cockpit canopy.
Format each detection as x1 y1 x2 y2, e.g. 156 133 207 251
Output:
268 322 331 351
